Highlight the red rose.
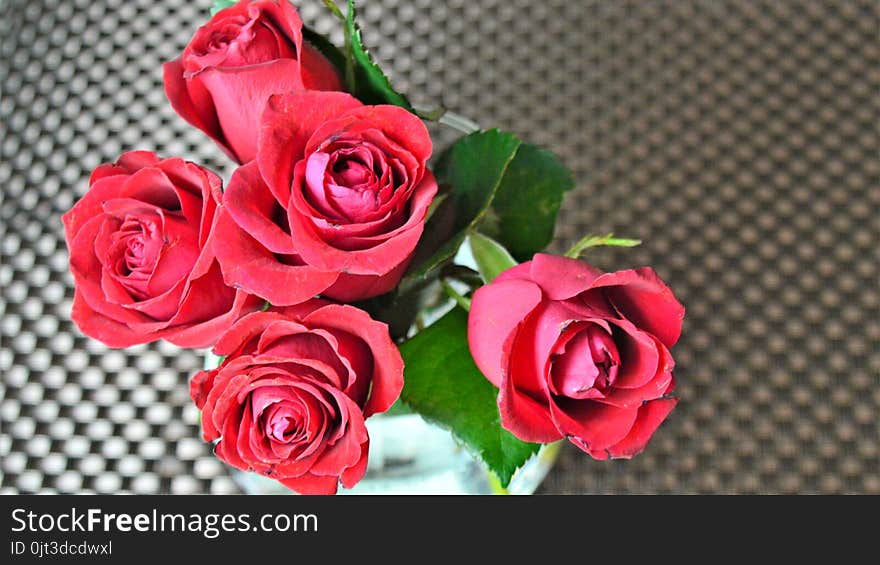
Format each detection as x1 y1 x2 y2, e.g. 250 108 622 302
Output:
468 254 684 459
214 90 437 304
190 301 403 494
62 151 259 348
163 0 342 164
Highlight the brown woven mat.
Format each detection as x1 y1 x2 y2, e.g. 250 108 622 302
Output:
1 0 877 493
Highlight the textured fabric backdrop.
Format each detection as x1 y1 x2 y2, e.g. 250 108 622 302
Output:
1 0 878 494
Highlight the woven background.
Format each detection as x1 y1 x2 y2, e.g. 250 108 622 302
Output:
1 0 878 494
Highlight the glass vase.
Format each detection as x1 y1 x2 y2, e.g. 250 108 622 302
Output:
230 411 560 495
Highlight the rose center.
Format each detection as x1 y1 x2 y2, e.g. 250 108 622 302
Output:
331 158 375 188
250 386 314 447
550 324 620 399
123 236 145 273
107 216 162 300
206 27 240 52
265 405 304 443
587 326 619 390
188 9 288 70
304 138 408 224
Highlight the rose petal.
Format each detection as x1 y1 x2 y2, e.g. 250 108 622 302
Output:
212 208 338 305
549 399 639 453
321 258 410 302
287 171 437 275
196 59 304 164
591 267 685 348
119 277 186 321
211 310 294 357
305 105 433 166
223 161 297 255
608 317 661 389
509 300 594 398
190 371 215 419
69 216 150 327
527 253 604 300
548 326 606 399
257 327 349 390
163 60 228 158
70 289 156 348
492 261 533 284
600 337 674 409
89 151 162 184
602 397 678 460
147 214 201 296
498 370 563 443
300 41 343 91
215 406 249 470
166 279 260 349
300 168 433 248
62 178 128 245
116 166 181 209
339 439 369 489
297 303 403 417
278 472 339 495
308 392 367 476
257 91 362 205
469 279 543 388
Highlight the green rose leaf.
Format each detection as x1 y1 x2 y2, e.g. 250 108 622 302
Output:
210 0 235 16
468 232 517 284
404 130 573 283
479 142 575 261
404 129 522 284
344 0 411 108
318 0 412 109
399 307 541 486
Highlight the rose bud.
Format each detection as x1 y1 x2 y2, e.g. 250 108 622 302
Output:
163 0 342 164
190 301 404 494
468 253 685 460
214 90 437 304
62 151 260 348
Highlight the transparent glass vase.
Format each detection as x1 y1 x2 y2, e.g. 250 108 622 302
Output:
231 412 560 495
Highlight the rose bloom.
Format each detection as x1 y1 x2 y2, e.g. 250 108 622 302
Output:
163 0 342 163
214 90 437 303
62 151 258 348
190 300 403 494
468 254 684 459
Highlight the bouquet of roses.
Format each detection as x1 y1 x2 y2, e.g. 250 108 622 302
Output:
62 0 684 494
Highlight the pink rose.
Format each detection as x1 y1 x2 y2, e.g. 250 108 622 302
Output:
214 90 437 304
163 0 342 163
62 151 258 348
190 300 404 494
468 254 684 459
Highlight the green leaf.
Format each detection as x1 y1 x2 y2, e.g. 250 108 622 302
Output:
565 233 642 258
423 192 448 223
210 0 235 16
468 232 517 284
404 131 574 284
404 129 522 283
399 308 541 486
335 0 412 109
479 143 575 261
383 398 413 416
